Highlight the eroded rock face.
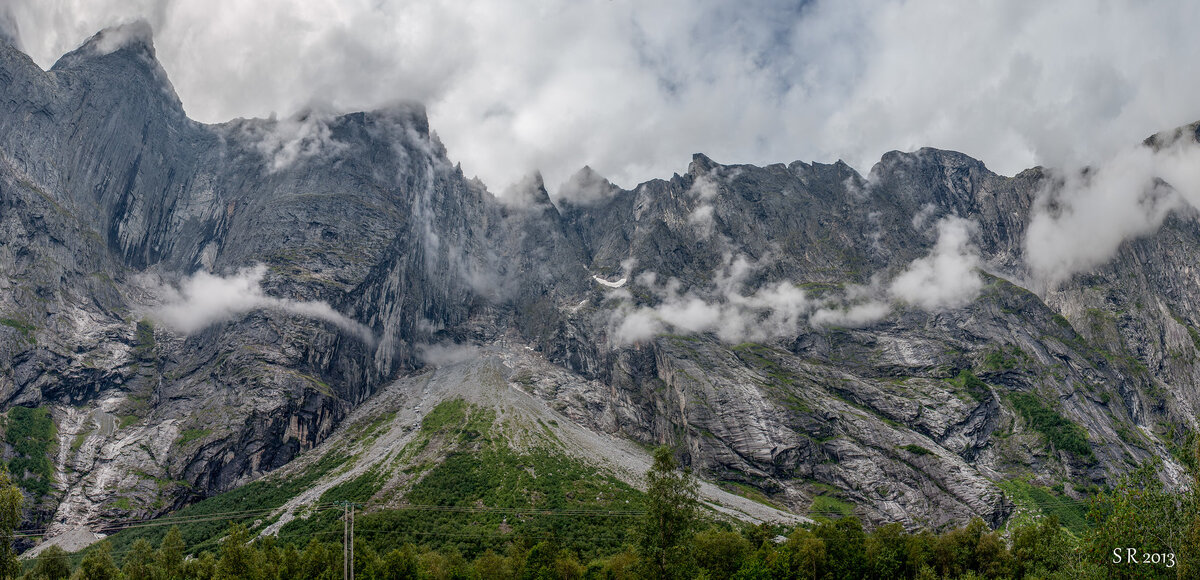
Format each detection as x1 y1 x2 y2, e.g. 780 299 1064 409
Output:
2 23 1200 540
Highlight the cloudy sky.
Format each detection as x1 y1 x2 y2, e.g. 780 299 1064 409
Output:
6 0 1200 194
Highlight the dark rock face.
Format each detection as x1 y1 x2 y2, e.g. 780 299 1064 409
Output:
2 24 1200 535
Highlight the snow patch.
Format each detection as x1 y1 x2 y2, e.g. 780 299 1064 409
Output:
592 275 627 288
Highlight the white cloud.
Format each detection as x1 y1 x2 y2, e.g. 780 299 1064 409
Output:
554 166 617 206
11 1 1200 193
810 300 891 328
85 18 153 56
497 173 553 209
609 255 803 345
609 255 826 345
911 202 938 230
688 204 715 239
1023 140 1200 288
150 264 375 345
890 216 983 310
219 109 349 173
687 173 720 201
416 342 480 366
609 216 995 344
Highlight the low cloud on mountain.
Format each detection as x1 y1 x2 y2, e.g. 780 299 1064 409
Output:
890 216 983 310
610 216 986 344
149 264 375 345
1024 140 1200 288
11 1 1200 194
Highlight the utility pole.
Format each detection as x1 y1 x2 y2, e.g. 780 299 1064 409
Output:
342 502 349 580
350 502 355 580
339 501 361 580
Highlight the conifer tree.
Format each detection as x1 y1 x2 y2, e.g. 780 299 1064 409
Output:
0 465 20 580
638 446 699 580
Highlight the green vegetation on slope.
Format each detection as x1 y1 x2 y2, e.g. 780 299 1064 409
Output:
134 318 155 361
280 398 644 561
3 406 56 498
100 398 644 563
1008 392 1094 461
998 478 1089 535
0 318 35 345
99 450 351 557
950 369 990 401
45 427 1200 579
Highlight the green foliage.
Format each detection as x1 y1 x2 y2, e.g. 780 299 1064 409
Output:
60 408 1200 580
1011 515 1073 579
900 444 933 456
1083 462 1196 579
865 522 907 579
320 468 385 506
809 495 854 518
0 318 35 345
31 544 71 579
98 451 350 558
0 465 20 579
1051 313 1072 329
175 428 212 446
981 344 1029 371
722 481 780 509
134 318 155 359
638 446 700 579
155 526 185 579
4 406 56 498
346 445 640 560
33 469 1200 580
1165 427 1199 474
121 538 154 580
70 426 94 452
281 400 642 563
420 398 468 432
998 478 1089 534
75 541 120 580
814 517 867 579
1008 392 1094 460
947 369 991 402
215 524 258 579
692 529 751 580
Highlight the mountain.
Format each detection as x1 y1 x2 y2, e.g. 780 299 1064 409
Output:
2 22 1200 553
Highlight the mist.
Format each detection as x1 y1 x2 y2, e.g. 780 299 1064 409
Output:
151 264 376 345
1024 139 1200 288
608 215 992 344
12 1 1200 193
890 216 983 310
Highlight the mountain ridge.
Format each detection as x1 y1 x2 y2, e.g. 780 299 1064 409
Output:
2 23 1200 554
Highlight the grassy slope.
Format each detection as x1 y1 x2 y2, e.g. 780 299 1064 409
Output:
96 398 644 562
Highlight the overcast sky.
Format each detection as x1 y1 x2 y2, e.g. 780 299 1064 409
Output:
6 0 1200 194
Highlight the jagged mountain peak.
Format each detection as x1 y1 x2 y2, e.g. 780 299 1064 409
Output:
1144 120 1200 151
48 19 185 116
52 19 157 69
688 152 720 175
872 147 992 175
500 171 554 208
554 165 619 206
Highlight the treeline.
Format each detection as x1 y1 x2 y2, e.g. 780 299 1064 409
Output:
12 450 1200 579
13 515 1089 580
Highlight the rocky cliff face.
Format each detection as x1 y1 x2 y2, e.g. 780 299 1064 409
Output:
2 23 1199 546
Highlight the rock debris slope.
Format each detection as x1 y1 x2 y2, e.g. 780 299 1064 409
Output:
2 22 1200 549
